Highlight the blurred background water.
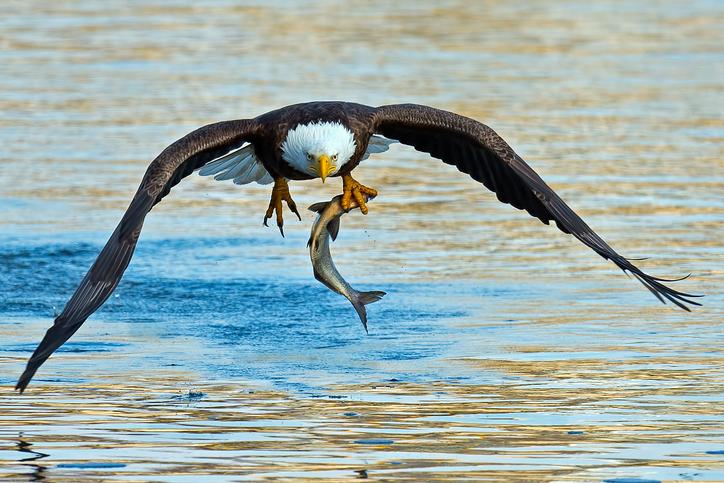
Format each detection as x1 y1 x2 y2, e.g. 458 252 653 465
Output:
0 0 722 481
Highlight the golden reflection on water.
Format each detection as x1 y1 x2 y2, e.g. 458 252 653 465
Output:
1 0 723 481
1 372 722 481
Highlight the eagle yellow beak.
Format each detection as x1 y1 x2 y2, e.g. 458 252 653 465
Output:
315 154 335 183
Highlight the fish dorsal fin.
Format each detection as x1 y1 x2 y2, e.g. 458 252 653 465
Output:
328 218 340 241
308 202 328 213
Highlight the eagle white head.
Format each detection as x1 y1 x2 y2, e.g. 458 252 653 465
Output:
281 121 356 182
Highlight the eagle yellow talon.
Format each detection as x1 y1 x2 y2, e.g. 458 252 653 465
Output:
263 177 300 237
341 174 377 214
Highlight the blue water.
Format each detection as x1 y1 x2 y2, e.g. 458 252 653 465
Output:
0 233 492 390
1 0 723 480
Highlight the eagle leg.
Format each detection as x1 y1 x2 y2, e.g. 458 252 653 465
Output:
263 177 300 237
341 173 377 214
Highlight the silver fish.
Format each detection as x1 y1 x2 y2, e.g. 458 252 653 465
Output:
308 195 386 332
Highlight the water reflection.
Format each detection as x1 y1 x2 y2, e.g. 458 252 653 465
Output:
1 0 722 480
2 380 722 480
17 438 49 463
16 437 48 481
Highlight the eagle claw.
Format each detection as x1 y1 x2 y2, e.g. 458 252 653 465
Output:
341 174 377 214
263 178 300 237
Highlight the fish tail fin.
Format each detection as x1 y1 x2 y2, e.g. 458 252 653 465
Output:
350 290 387 334
359 291 386 305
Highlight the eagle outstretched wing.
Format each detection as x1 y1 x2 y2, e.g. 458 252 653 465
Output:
371 103 700 311
16 119 259 393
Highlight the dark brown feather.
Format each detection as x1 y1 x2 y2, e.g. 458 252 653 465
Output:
16 119 258 392
371 103 700 310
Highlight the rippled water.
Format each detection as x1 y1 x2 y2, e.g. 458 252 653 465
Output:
1 1 723 481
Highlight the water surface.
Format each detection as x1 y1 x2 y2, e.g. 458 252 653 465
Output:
1 1 723 481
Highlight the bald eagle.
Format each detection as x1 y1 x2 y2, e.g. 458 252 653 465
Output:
15 101 700 392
